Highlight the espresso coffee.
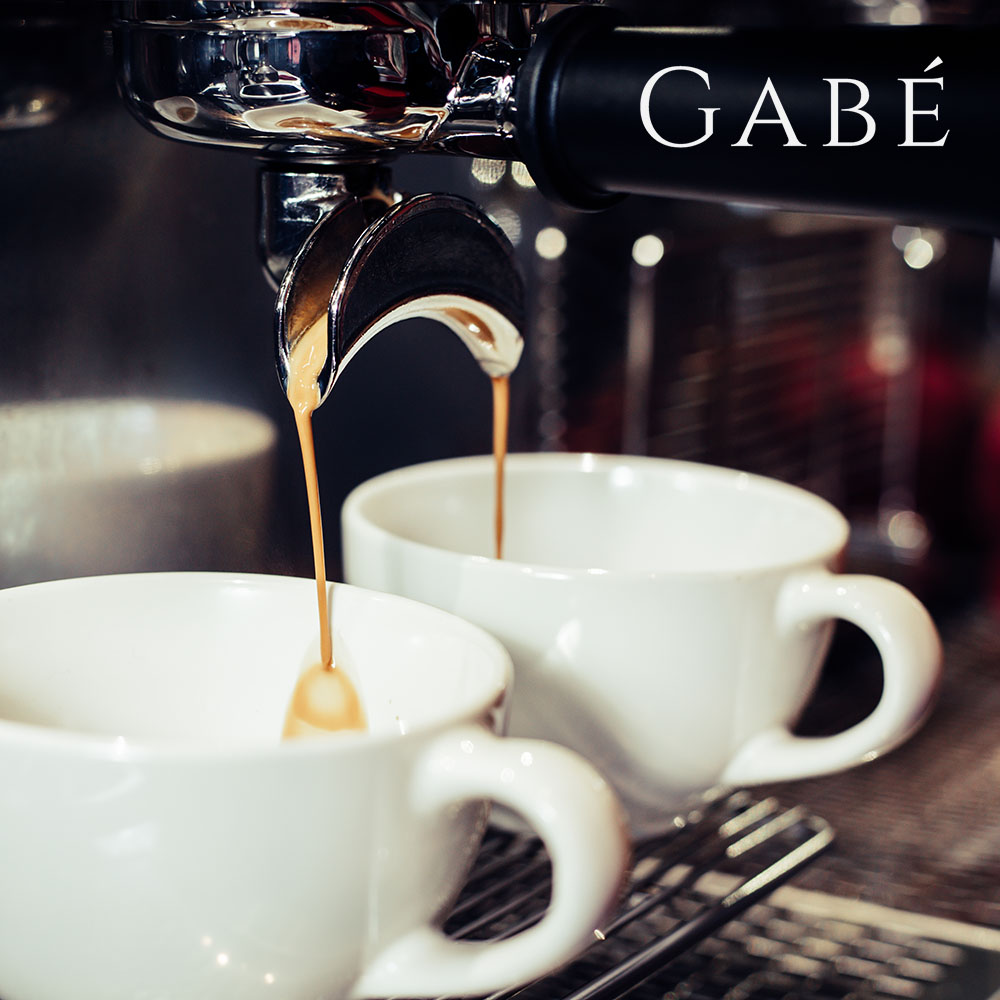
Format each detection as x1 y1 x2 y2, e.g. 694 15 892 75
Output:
435 302 515 560
283 313 365 736
491 374 509 560
281 297 518 735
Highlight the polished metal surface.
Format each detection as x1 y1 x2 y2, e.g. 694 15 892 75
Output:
407 792 836 1000
114 1 544 163
276 191 524 404
257 163 397 288
115 2 537 400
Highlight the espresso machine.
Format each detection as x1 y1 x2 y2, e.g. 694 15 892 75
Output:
4 1 1000 996
109 0 997 405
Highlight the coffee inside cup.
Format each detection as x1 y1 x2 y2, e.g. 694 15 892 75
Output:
0 575 509 746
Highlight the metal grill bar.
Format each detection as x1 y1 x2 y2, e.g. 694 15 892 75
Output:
415 792 834 1000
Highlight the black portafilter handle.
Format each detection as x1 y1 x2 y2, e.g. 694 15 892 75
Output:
515 11 1000 233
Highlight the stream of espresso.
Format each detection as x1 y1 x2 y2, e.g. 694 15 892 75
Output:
282 314 365 737
434 303 512 560
281 302 514 737
491 375 509 560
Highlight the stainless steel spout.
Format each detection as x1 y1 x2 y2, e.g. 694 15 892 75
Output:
115 2 532 397
276 192 524 405
257 163 397 290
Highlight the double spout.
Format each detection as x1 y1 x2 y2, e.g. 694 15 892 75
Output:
273 177 524 406
117 2 530 400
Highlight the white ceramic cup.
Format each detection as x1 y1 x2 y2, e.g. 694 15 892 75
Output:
342 453 943 836
0 573 627 1000
0 398 277 587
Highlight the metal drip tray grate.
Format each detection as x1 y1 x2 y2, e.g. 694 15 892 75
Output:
410 789 1000 1000
412 792 835 1000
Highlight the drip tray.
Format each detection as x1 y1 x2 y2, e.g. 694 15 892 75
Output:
412 791 1000 1000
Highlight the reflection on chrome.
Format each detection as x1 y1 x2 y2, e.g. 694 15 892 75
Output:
116 2 540 161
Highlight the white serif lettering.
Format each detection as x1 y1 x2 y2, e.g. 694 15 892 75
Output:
899 72 949 146
732 77 804 147
824 78 876 146
640 66 720 148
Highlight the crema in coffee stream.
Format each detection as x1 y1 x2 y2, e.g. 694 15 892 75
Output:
282 313 366 738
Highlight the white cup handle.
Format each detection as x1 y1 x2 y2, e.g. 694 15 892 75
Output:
350 726 628 1000
722 570 942 787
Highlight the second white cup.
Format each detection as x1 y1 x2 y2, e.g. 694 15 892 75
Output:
342 453 942 836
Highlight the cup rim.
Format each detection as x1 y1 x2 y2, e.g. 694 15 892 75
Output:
0 572 513 761
342 452 851 581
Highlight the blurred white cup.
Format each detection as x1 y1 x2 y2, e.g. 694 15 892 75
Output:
0 398 277 586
